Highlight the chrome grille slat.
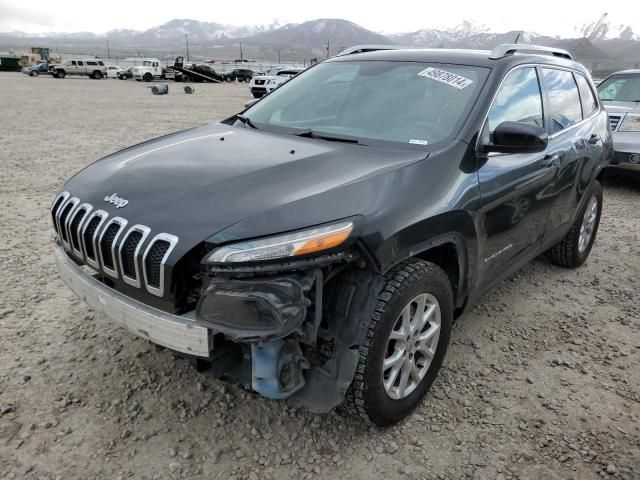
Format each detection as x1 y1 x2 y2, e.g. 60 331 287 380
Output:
67 203 93 259
50 191 70 234
119 225 151 288
98 217 128 279
142 233 179 297
53 193 178 297
81 210 108 269
59 197 80 251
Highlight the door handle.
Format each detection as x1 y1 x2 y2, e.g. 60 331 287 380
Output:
543 154 560 168
588 134 600 145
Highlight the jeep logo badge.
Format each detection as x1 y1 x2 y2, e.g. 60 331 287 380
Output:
104 193 129 209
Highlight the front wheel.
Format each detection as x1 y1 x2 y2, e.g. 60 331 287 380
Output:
30 70 39 77
547 180 603 268
56 70 66 79
92 71 103 79
143 73 153 82
343 259 453 426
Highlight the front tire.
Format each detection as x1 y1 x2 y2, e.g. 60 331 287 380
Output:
92 71 103 79
56 70 66 79
30 70 39 77
143 73 153 82
547 180 603 268
343 259 453 426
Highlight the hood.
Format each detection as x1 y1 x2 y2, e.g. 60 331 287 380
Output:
61 123 426 258
603 101 640 114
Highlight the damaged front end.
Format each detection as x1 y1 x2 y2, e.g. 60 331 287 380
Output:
191 221 382 412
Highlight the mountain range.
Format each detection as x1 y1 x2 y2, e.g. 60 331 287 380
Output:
1 18 639 73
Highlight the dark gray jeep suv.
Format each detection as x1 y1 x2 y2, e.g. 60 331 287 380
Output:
52 44 611 425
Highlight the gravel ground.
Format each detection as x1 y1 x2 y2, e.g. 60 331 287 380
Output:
0 72 639 480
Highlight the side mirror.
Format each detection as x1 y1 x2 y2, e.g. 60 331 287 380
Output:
484 121 548 154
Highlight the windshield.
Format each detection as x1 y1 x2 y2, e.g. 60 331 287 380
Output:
597 74 640 102
243 61 488 147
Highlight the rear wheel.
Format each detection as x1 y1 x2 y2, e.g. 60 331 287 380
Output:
343 259 453 426
547 180 602 268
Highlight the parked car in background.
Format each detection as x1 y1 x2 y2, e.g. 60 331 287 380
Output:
49 59 107 79
223 69 254 82
117 67 134 80
22 62 49 77
174 62 224 83
249 68 304 98
597 70 640 171
106 65 125 79
51 44 611 426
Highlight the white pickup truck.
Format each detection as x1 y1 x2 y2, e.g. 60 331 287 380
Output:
49 59 107 79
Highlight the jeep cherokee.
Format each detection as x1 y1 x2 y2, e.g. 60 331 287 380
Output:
52 44 611 426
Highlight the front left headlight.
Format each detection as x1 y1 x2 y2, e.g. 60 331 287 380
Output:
619 114 640 132
206 221 353 263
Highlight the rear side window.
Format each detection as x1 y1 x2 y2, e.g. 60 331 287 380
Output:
87 61 97 66
575 74 598 117
486 67 544 137
541 68 582 134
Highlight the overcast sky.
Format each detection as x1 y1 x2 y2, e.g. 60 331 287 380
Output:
0 0 636 37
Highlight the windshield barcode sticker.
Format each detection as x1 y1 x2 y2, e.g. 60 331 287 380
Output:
417 67 474 89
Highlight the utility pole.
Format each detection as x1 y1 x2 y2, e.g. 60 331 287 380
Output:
106 39 110 59
185 34 190 62
277 49 281 64
326 39 330 58
239 42 243 62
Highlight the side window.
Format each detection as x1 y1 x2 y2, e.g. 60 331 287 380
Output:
98 61 104 66
485 67 544 142
575 74 598 118
71 61 77 66
77 61 84 66
87 61 97 66
541 68 582 134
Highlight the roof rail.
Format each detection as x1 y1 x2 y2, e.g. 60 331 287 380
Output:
489 44 573 61
336 45 401 56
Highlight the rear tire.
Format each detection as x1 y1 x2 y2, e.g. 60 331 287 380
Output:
547 180 602 268
343 259 453 426
30 70 39 77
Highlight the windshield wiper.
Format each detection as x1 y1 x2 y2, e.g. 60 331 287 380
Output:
236 114 259 130
295 130 364 145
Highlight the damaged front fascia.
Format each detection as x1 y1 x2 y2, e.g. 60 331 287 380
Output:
197 247 383 412
196 272 316 343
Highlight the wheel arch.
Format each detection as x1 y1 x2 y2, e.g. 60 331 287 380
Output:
380 211 479 313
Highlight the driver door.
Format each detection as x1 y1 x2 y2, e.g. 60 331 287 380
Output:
476 66 558 285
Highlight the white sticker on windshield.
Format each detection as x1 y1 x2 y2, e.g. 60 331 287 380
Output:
417 67 474 89
409 139 429 145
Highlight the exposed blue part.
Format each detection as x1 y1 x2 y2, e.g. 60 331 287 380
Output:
251 341 305 399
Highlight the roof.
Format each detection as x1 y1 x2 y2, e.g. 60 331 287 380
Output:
607 69 640 75
329 45 587 74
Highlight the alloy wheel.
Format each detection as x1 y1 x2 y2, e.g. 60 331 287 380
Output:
383 293 441 400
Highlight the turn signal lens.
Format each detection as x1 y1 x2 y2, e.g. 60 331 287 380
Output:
206 221 353 263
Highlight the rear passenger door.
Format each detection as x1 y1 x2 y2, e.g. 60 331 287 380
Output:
538 68 602 238
476 66 557 283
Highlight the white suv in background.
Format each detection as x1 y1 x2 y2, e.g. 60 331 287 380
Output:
249 68 305 98
597 70 640 170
